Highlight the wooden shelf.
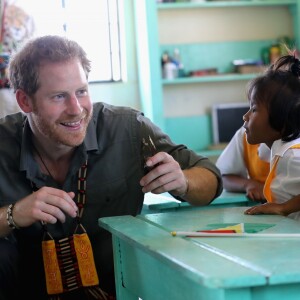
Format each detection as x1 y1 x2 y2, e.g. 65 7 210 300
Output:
162 73 258 85
157 0 297 10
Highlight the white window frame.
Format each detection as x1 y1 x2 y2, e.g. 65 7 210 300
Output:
10 0 125 83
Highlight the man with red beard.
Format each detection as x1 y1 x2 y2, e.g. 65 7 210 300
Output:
0 35 222 300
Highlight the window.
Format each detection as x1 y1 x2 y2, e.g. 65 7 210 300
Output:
7 0 124 83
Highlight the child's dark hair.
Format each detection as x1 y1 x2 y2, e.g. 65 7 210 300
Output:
247 51 300 142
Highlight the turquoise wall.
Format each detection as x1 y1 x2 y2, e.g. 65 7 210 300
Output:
165 114 212 151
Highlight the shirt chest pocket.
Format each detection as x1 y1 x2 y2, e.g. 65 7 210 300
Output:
86 176 129 206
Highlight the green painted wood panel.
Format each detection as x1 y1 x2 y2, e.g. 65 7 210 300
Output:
142 191 252 214
142 207 300 286
133 0 165 130
100 209 300 300
165 114 212 151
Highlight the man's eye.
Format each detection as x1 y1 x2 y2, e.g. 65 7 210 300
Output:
54 94 65 100
77 89 88 97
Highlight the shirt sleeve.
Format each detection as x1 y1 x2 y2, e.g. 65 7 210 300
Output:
215 127 248 178
272 148 300 203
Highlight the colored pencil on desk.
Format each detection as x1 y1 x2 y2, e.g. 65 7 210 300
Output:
171 231 300 238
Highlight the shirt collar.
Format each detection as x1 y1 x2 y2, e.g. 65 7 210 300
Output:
271 137 300 158
20 119 35 173
83 116 98 152
19 116 99 177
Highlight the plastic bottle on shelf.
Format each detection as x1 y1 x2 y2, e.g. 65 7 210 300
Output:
269 44 281 64
161 51 178 79
172 48 185 77
161 51 170 68
163 60 178 79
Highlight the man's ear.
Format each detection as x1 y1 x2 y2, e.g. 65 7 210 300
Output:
16 89 33 113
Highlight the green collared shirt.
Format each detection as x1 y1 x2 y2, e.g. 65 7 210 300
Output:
0 102 222 297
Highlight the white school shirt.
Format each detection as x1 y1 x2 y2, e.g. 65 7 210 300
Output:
268 138 300 220
216 127 270 178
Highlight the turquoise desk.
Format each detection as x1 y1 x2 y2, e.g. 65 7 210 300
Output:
99 207 300 300
142 190 253 214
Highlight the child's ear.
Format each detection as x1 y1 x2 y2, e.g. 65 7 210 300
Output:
16 89 33 113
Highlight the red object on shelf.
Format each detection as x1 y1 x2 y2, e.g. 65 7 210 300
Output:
189 68 218 77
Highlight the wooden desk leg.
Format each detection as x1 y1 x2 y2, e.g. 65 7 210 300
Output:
112 236 139 300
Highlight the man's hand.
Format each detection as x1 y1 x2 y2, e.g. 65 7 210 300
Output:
11 187 78 228
140 152 188 197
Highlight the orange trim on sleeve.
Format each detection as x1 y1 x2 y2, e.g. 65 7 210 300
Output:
263 144 300 203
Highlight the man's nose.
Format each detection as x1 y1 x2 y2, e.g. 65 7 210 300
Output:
67 95 83 115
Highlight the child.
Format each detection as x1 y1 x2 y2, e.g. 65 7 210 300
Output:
216 126 270 202
244 51 300 220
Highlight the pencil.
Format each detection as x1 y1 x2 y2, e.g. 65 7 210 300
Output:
171 231 300 238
